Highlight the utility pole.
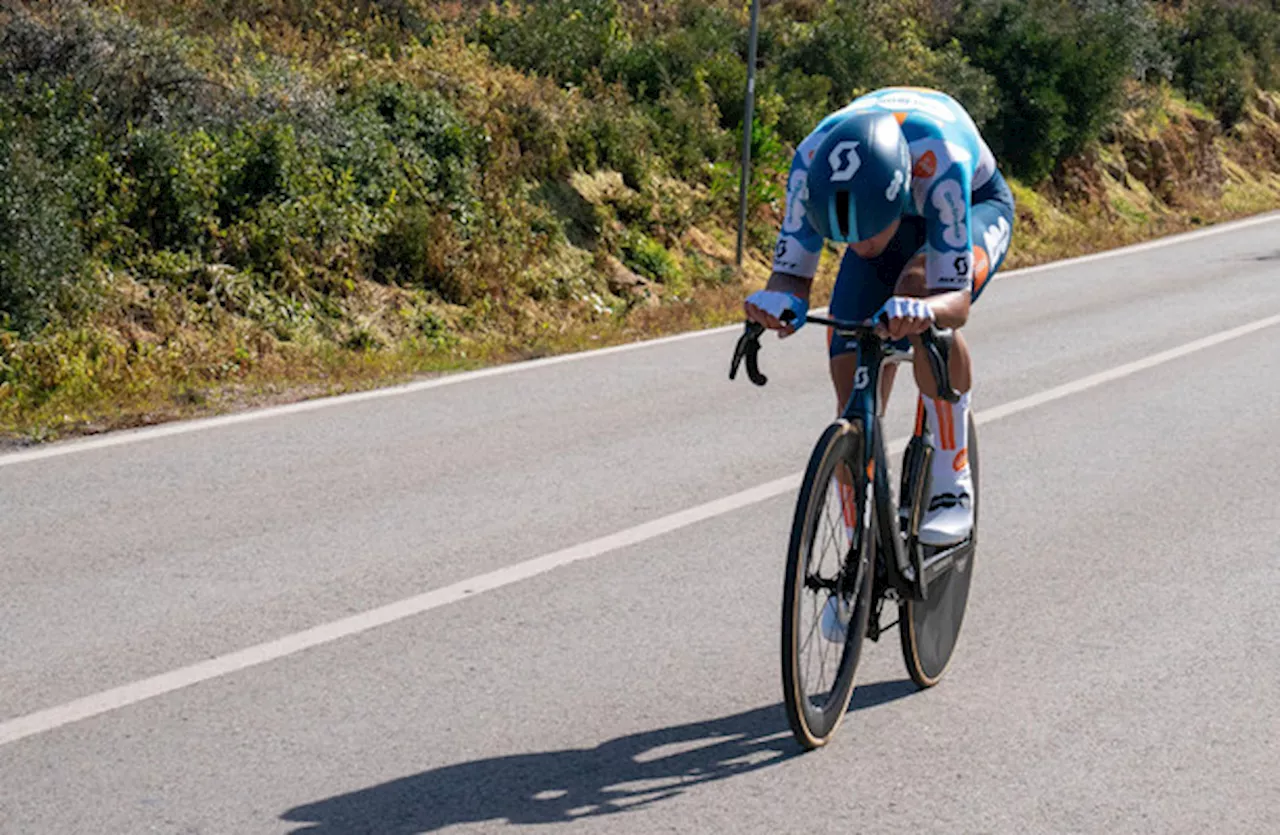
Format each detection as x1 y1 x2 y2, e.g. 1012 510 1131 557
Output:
735 0 761 267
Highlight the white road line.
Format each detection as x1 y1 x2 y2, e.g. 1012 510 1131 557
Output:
2 211 1277 469
3 312 1278 748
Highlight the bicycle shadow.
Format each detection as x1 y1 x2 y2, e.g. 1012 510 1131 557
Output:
281 679 917 834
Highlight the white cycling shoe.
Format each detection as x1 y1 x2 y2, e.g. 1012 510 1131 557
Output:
918 489 973 547
918 394 974 548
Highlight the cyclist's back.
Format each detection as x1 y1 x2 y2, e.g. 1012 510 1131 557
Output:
777 87 1004 293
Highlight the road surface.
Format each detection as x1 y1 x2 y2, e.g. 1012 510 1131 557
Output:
2 214 1279 833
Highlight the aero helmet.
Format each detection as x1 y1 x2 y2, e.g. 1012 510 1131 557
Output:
802 111 912 243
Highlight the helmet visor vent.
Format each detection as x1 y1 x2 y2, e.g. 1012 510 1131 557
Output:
834 190 852 241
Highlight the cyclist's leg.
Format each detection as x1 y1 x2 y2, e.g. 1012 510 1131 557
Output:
828 217 927 414
899 171 1015 545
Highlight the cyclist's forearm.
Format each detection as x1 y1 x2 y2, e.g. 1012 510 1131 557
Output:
924 289 971 329
766 271 814 302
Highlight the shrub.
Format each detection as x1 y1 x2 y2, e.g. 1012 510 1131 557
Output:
1166 1 1258 125
0 131 86 335
608 2 748 129
768 68 833 145
958 0 1150 181
619 229 679 283
568 91 657 190
124 128 221 253
472 0 627 86
1225 2 1280 90
334 81 482 214
773 1 884 107
0 1 216 135
647 83 734 181
372 206 470 302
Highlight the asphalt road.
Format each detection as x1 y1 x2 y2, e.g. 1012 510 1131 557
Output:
3 215 1279 833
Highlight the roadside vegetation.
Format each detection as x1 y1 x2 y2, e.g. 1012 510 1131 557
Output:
3 0 1280 440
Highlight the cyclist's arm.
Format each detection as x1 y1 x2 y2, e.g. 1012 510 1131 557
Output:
923 288 970 330
747 128 827 334
764 270 813 300
919 160 975 329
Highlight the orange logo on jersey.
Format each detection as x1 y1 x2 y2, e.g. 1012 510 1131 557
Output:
972 246 991 292
953 448 968 472
913 151 937 179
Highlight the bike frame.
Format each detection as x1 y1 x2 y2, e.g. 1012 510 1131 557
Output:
729 315 974 608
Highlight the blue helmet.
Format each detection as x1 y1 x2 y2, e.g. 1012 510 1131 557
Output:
801 111 912 243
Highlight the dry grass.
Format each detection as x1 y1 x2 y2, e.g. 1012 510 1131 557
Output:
5 87 1280 444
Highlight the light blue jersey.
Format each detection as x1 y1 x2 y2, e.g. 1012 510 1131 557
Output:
773 88 1009 293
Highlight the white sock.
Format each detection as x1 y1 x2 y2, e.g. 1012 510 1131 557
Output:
920 392 972 499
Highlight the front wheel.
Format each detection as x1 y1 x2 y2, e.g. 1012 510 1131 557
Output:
781 420 876 749
899 422 979 688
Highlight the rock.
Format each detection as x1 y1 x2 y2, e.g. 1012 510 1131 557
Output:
1102 156 1127 181
603 255 660 305
681 226 734 262
1258 95 1278 121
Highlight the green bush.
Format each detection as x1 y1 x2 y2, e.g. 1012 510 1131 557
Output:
1225 2 1280 90
568 92 657 190
647 85 734 181
473 0 627 86
1166 1 1263 125
372 206 469 302
767 68 832 145
773 1 883 107
959 0 1151 182
608 3 747 128
0 1 216 134
619 230 679 283
124 128 220 253
0 131 86 335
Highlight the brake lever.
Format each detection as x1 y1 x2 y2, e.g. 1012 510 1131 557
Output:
869 310 960 403
729 321 768 386
919 327 960 403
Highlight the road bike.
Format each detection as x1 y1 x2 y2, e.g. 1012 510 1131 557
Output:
731 314 979 749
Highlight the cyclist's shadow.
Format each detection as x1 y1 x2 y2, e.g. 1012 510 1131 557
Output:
282 679 916 834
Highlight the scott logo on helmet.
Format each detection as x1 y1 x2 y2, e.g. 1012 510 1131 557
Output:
827 141 862 182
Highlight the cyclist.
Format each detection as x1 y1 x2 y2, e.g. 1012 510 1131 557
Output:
745 87 1014 547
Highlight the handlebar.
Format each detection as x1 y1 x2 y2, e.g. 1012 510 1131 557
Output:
729 313 961 403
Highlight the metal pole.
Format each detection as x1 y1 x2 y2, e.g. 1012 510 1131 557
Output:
735 0 761 267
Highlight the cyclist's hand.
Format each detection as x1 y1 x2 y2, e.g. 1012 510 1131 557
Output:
874 296 935 340
745 290 808 338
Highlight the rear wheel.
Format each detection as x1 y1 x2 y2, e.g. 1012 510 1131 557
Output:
781 420 876 749
899 423 979 688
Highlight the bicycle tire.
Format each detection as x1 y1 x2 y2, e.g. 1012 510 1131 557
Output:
899 422 979 688
781 420 877 749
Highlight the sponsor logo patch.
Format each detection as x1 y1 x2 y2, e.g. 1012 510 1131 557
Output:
973 246 991 290
913 151 937 179
983 216 1012 270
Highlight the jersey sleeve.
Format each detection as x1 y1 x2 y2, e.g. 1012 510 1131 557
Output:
921 150 974 293
771 130 826 278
